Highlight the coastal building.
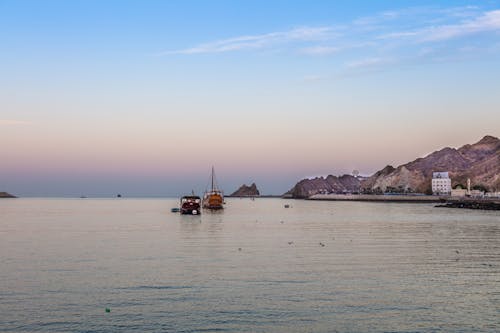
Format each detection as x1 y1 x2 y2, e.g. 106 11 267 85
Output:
470 189 485 198
451 187 467 197
432 172 451 195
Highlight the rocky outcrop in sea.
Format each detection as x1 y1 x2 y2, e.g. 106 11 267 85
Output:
0 192 16 198
230 183 260 197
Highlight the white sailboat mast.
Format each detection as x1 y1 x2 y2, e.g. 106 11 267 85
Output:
211 166 215 191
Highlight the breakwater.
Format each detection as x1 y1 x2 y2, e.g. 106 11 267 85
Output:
436 199 500 211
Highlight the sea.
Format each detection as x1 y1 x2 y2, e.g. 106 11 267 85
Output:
1 198 499 332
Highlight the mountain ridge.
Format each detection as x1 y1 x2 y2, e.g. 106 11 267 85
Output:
362 135 499 193
286 135 499 198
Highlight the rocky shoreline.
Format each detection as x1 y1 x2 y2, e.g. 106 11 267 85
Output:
436 200 500 210
0 192 16 198
308 193 442 203
309 193 500 210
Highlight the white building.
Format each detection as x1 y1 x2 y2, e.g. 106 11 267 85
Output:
432 172 451 195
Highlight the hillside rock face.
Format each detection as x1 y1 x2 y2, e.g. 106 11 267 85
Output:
230 183 260 196
361 135 500 193
286 175 361 198
285 135 499 198
0 192 16 198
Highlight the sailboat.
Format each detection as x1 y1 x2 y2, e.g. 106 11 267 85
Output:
203 166 224 210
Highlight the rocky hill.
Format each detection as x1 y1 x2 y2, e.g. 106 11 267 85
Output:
0 192 16 198
286 175 361 198
230 183 260 197
285 135 499 198
361 135 499 193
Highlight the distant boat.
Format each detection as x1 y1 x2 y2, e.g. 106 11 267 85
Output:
180 195 201 215
203 167 224 210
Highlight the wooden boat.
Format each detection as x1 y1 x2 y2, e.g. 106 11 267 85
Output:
203 167 224 210
180 195 201 215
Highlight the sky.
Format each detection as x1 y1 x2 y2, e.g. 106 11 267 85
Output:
1 0 500 197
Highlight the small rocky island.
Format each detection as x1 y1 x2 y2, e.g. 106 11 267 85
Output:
229 183 260 197
0 192 16 198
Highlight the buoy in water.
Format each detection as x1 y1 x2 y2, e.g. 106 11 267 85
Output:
105 308 111 313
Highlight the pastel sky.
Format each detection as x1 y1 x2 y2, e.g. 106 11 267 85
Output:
1 0 500 196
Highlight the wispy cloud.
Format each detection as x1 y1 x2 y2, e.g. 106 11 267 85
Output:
346 57 393 70
378 31 420 40
355 6 480 27
422 10 500 41
160 26 337 55
300 42 375 56
160 6 500 75
379 10 500 42
353 8 407 27
0 119 31 126
439 5 480 19
300 45 341 56
163 7 500 56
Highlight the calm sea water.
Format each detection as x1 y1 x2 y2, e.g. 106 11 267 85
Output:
1 198 499 332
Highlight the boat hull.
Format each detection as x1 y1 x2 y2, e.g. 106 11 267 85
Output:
203 205 223 210
180 208 200 215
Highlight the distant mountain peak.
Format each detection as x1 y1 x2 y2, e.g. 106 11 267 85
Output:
476 135 499 145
